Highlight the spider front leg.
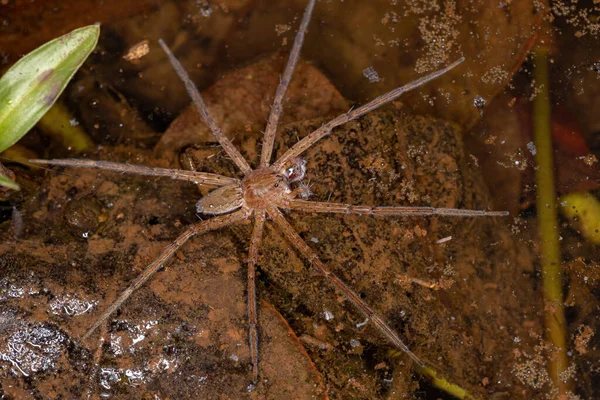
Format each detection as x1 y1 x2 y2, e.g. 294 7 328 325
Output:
30 158 238 187
247 211 265 383
159 39 252 174
260 0 316 167
272 58 465 170
82 209 250 340
266 206 425 367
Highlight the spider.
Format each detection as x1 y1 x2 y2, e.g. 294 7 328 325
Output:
32 0 507 384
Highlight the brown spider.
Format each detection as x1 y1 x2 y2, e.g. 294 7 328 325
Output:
32 0 507 384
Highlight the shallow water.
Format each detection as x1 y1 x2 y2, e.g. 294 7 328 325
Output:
0 1 599 399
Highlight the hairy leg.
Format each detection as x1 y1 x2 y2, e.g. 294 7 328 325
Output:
30 158 238 187
82 209 250 340
279 198 509 217
272 58 465 170
260 0 316 167
158 39 252 174
247 211 265 383
267 206 424 367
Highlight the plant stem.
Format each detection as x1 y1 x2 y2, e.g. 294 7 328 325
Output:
414 363 478 400
532 47 571 396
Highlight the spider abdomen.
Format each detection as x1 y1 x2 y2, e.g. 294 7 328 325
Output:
196 183 243 215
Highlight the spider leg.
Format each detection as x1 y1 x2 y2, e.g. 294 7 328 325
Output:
247 210 265 383
30 158 238 187
278 198 509 217
260 0 316 168
272 57 465 170
82 208 250 341
158 39 252 174
266 206 425 367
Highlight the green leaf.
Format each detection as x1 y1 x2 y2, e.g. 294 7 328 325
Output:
0 172 19 190
0 25 100 153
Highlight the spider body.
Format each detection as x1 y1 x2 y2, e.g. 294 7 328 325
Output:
198 157 306 214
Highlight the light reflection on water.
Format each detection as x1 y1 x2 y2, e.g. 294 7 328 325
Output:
0 319 66 377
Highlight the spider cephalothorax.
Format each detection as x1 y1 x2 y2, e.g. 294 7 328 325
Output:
197 157 308 214
242 170 292 210
31 0 507 386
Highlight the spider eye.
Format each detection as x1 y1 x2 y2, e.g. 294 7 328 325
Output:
274 183 279 187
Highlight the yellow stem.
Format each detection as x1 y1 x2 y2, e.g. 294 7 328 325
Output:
414 363 478 400
532 47 571 395
389 349 479 399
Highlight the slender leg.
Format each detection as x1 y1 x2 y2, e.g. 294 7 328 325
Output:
272 58 465 170
158 39 252 174
267 206 425 367
278 198 509 217
30 159 238 187
82 209 250 340
84 324 107 398
247 211 265 383
260 0 316 168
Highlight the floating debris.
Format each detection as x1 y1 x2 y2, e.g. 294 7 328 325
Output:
123 40 150 62
362 66 380 83
473 95 486 109
299 334 331 351
356 318 369 328
275 24 291 36
580 154 598 166
436 236 452 244
473 95 487 117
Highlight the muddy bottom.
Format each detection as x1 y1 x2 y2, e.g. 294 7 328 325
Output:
0 55 542 399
